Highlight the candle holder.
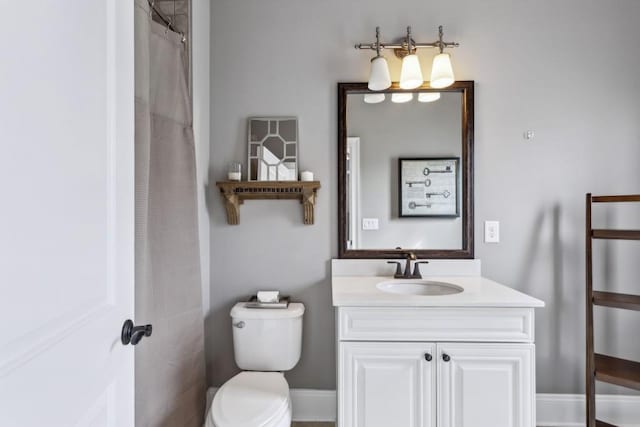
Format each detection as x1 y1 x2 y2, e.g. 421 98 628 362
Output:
227 162 242 181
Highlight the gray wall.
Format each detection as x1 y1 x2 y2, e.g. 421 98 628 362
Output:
347 92 462 249
208 0 640 393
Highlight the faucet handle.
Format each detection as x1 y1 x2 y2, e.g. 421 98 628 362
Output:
387 261 403 278
412 261 429 278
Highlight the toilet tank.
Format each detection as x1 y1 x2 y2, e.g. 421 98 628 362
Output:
230 302 305 371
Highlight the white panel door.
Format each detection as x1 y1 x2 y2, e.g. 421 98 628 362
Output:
0 1 135 426
340 342 436 427
437 343 535 427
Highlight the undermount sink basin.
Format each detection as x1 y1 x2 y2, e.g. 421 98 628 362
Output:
376 280 464 296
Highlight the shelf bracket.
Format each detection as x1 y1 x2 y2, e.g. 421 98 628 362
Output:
301 186 316 225
221 187 242 225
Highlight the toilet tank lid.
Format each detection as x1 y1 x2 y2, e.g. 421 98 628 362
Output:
230 302 305 319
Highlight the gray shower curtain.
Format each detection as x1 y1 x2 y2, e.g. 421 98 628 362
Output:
134 1 205 426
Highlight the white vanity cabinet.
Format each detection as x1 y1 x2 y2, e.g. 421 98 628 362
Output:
436 343 534 427
340 342 437 427
336 307 537 427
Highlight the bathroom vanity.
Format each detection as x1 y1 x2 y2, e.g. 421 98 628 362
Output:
332 261 544 427
334 81 544 426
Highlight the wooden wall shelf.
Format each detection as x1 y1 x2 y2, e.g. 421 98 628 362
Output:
216 181 321 225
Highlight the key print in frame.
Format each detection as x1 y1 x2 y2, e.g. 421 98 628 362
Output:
399 157 459 217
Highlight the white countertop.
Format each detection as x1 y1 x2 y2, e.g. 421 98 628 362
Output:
332 276 545 308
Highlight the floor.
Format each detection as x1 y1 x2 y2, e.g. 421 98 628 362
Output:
293 424 554 427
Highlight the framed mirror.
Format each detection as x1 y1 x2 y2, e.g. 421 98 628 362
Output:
248 117 298 181
338 81 474 259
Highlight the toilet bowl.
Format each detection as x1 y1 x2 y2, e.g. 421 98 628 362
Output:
205 302 304 427
206 372 291 427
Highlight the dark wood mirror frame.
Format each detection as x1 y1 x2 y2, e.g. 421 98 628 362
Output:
338 80 475 259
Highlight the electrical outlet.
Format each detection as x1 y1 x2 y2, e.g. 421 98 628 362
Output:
484 221 500 243
362 218 379 230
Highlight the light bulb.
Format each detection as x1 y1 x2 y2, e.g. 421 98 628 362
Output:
399 54 424 90
418 92 441 103
364 93 386 104
368 56 392 91
391 92 413 103
430 53 455 88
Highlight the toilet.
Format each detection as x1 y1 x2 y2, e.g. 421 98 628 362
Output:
205 302 305 427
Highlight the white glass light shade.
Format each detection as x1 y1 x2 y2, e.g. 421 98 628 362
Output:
399 54 423 89
418 92 441 103
391 92 413 103
364 93 386 104
368 56 392 91
430 53 455 88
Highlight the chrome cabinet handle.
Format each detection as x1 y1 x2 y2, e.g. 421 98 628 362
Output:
233 321 245 329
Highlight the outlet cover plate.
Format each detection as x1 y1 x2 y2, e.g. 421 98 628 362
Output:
485 220 500 243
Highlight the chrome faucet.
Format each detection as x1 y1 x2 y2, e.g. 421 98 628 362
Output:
387 252 429 279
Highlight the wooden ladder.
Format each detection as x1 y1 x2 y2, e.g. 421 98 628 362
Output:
586 194 640 427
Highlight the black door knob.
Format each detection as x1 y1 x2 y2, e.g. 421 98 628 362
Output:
424 353 433 362
121 319 152 345
442 353 451 362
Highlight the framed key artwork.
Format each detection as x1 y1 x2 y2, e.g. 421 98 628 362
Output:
399 157 460 217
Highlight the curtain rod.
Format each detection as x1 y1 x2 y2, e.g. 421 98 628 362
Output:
147 0 184 40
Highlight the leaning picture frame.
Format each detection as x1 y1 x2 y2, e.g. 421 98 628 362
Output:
399 157 460 217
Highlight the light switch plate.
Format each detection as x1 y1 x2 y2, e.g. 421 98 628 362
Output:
484 220 500 243
362 218 379 230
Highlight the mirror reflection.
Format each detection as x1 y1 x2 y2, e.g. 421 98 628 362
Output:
248 117 298 181
343 88 467 252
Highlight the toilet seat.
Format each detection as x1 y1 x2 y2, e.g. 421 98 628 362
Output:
210 371 291 427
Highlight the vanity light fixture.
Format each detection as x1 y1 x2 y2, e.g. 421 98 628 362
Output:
356 25 459 90
367 27 392 91
399 27 423 89
430 26 455 88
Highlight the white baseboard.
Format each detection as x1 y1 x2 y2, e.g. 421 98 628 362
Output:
206 388 640 425
290 389 336 422
536 393 640 427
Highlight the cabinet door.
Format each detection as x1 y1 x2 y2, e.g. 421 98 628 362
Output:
437 343 535 427
339 342 436 427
